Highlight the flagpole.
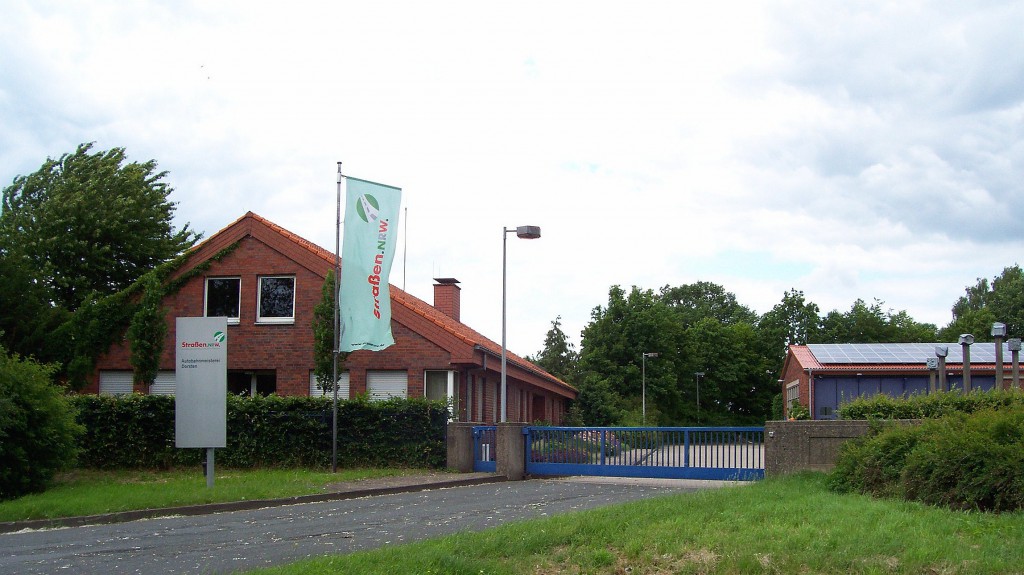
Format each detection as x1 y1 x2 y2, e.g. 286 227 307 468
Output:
332 162 342 473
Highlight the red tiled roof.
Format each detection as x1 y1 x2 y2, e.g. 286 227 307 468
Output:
391 286 574 390
246 212 336 267
190 212 574 394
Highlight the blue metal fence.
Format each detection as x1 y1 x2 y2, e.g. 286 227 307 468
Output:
472 426 496 472
525 426 764 481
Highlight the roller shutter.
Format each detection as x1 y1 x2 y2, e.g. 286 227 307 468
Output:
367 370 407 400
150 371 176 396
98 371 133 396
309 371 350 398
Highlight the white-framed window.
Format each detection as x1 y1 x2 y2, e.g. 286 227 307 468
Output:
205 277 241 323
786 380 800 405
425 370 457 421
367 370 407 401
98 371 133 396
310 370 350 398
257 276 295 324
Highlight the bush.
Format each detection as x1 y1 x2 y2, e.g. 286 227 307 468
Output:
827 421 924 497
829 408 1024 512
0 349 83 499
70 393 448 470
838 389 1024 420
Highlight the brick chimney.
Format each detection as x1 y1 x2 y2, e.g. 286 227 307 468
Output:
433 278 461 322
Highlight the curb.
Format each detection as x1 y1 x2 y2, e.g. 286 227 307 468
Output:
0 474 508 534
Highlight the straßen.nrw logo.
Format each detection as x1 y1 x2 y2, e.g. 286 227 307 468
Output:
355 194 380 223
213 331 226 343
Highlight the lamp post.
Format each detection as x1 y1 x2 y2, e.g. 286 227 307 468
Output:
641 352 658 425
501 225 541 423
694 371 705 425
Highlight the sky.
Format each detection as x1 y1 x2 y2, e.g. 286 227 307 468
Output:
2 1 1023 357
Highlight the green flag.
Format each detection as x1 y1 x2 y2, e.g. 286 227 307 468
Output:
339 177 402 351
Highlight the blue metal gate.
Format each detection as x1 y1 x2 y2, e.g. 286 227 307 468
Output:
472 426 497 472
526 426 764 481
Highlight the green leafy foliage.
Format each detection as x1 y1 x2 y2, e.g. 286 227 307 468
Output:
829 408 1024 512
69 394 448 470
941 265 1024 341
0 143 198 311
0 348 83 499
817 298 937 343
127 275 167 386
787 400 810 420
529 315 579 384
838 389 1024 420
312 270 348 393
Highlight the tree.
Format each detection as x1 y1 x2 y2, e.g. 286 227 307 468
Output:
0 143 199 312
659 281 758 327
312 270 347 393
817 299 935 344
578 286 684 424
757 288 821 362
530 316 579 383
944 265 1024 340
0 250 68 361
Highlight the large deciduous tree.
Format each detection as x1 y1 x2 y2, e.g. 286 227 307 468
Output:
577 286 684 425
0 143 199 378
941 265 1024 341
0 143 199 312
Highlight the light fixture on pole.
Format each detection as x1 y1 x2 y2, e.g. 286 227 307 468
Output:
501 225 541 423
641 352 658 425
694 371 705 425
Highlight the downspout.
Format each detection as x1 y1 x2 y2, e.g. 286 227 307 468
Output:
806 368 815 420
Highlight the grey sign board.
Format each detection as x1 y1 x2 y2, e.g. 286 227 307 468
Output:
175 317 227 448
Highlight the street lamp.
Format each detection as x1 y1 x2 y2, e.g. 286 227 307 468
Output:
641 352 658 425
694 372 705 425
501 225 541 423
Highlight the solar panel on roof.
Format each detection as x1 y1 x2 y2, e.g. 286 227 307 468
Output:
806 342 1013 365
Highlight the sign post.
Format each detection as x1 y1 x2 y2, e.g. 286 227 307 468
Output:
175 317 228 488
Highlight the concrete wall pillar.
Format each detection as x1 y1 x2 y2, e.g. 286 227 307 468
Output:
496 422 526 480
446 422 476 473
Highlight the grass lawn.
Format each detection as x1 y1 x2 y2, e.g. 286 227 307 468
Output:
245 473 1024 575
0 467 423 522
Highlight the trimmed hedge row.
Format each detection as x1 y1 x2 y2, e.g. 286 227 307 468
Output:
70 394 448 470
837 389 1024 420
828 408 1024 512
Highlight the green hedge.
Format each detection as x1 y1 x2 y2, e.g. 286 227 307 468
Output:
829 408 1024 512
837 389 1024 420
70 394 448 470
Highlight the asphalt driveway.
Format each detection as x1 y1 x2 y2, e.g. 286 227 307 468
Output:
0 477 721 575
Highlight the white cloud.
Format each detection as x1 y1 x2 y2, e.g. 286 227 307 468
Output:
1 0 1022 354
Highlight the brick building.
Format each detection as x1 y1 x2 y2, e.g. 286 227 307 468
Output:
90 212 576 423
781 342 1020 420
